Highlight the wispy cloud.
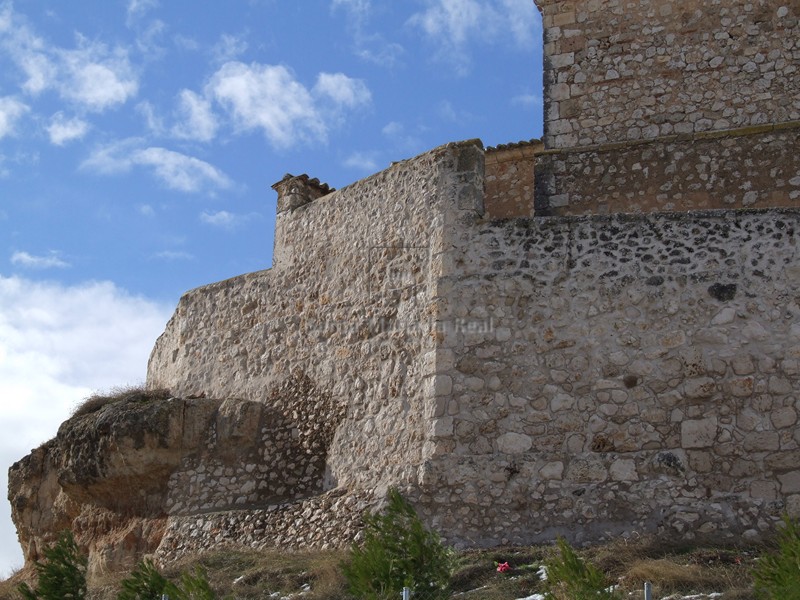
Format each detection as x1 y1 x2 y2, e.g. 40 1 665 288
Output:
408 0 538 74
136 148 231 192
207 62 324 147
343 151 379 172
136 100 165 135
511 92 543 107
126 0 159 26
46 111 89 145
211 33 248 64
0 96 28 139
313 72 372 109
171 89 218 142
82 139 232 193
199 210 239 229
0 5 139 111
173 34 200 52
206 62 371 148
10 250 70 269
382 120 425 152
151 250 194 261
56 37 139 111
331 0 404 67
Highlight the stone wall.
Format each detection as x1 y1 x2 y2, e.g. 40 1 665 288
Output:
12 138 800 570
534 123 800 215
420 208 800 546
141 140 485 557
484 141 541 219
535 0 800 148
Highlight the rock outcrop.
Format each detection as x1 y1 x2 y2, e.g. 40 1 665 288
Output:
8 383 363 575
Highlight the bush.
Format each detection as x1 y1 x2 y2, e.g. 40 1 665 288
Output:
18 530 87 600
544 537 620 600
118 559 179 600
72 385 171 418
118 560 216 600
174 566 217 600
343 488 454 600
753 516 800 599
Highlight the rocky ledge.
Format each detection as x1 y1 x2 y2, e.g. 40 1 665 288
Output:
8 384 367 576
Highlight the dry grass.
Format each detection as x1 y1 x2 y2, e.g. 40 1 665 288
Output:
163 548 351 600
585 537 757 599
71 385 171 419
1 539 762 599
0 566 28 600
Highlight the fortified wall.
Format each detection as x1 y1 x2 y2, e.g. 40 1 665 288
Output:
534 0 800 214
8 0 800 573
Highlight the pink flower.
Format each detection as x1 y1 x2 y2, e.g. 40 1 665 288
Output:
496 561 511 573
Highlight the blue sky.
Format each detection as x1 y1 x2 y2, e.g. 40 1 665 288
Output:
0 0 543 572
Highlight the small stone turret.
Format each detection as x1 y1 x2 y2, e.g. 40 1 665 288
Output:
271 174 334 213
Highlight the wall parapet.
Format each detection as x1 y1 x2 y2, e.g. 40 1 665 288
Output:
483 139 542 219
535 120 800 158
535 122 800 216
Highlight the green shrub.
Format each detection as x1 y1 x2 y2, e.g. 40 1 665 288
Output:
753 516 800 599
174 566 216 600
118 559 180 600
343 488 454 600
18 530 87 600
544 537 620 600
118 560 217 600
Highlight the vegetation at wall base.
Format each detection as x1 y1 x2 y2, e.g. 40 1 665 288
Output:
342 488 454 599
752 515 800 599
0 535 769 599
543 537 620 600
17 530 87 600
117 559 180 600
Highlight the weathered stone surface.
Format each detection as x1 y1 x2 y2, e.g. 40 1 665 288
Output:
496 432 533 454
537 0 800 149
682 418 718 449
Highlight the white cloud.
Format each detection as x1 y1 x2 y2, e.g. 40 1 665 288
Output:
313 72 371 108
500 0 538 47
207 61 325 147
46 112 89 145
0 96 28 138
126 0 159 25
197 62 372 148
343 151 379 171
0 275 172 573
408 0 538 74
0 6 139 111
82 140 232 193
171 89 218 142
381 120 425 152
511 92 543 107
152 250 193 261
211 33 248 64
136 101 165 135
134 19 166 57
200 210 237 229
138 204 155 217
56 38 139 111
135 147 231 192
331 0 404 67
173 34 200 52
10 250 70 269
